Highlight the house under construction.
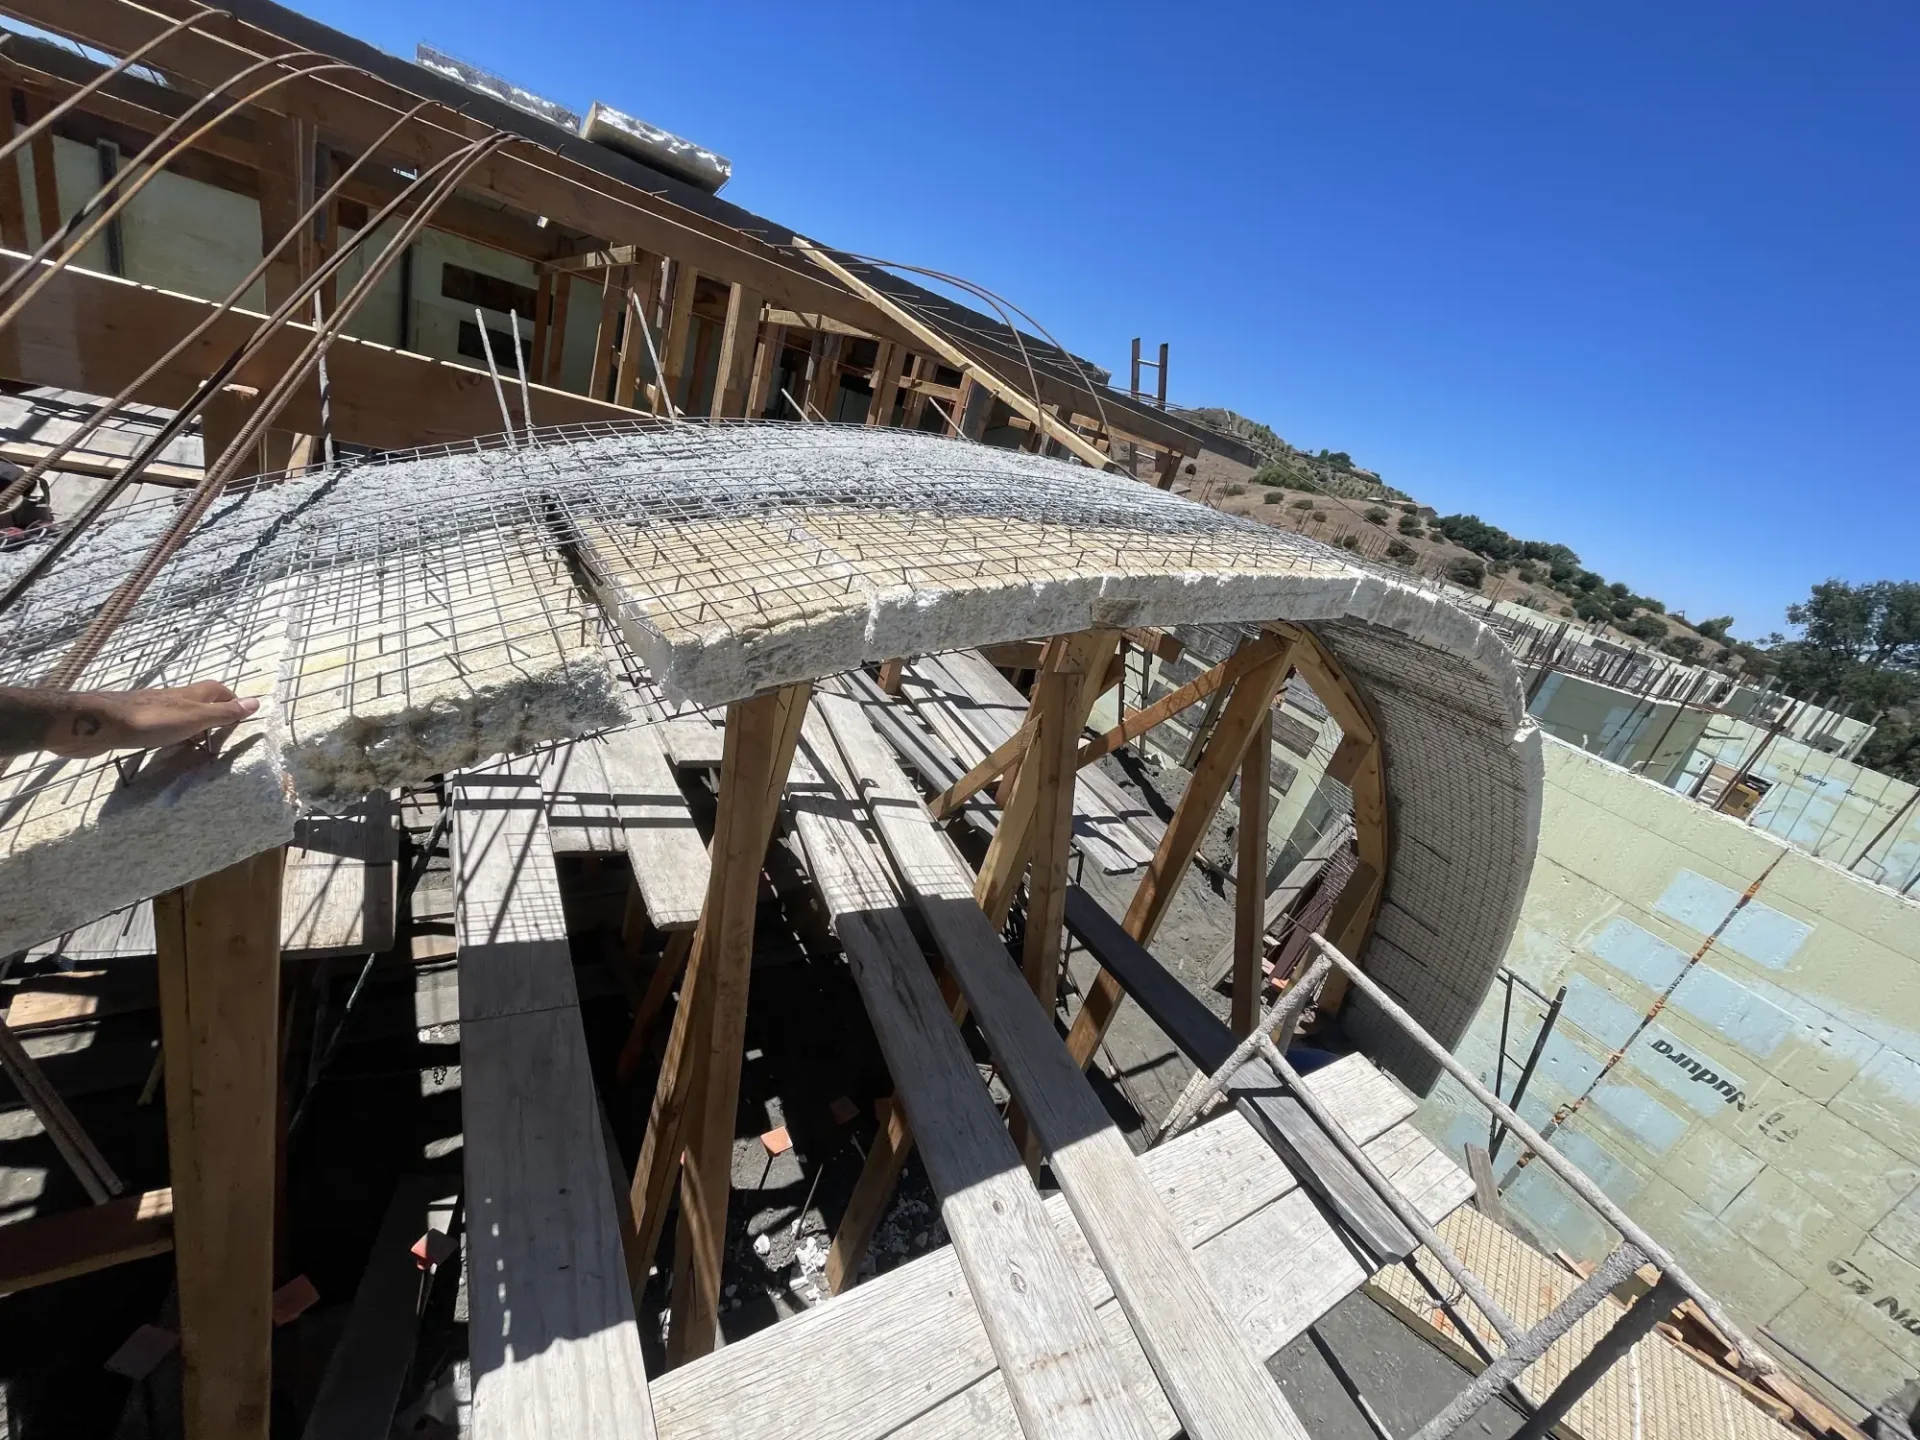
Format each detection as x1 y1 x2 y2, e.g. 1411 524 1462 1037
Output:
0 3 1885 1439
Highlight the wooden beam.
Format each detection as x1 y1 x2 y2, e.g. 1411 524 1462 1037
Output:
710 281 763 419
0 253 638 449
927 715 1034 822
0 438 200 486
1019 639 1094 1014
254 112 310 310
0 1186 172 1296
795 240 1115 469
1232 710 1271 1037
450 765 659 1439
1065 641 1293 1069
1078 631 1290 768
528 270 553 382
155 847 285 1440
825 1098 909 1294
876 658 905 696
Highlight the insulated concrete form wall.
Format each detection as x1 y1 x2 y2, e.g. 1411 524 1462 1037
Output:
1415 737 1920 1415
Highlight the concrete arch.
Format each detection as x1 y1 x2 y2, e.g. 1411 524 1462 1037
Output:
0 423 1540 1078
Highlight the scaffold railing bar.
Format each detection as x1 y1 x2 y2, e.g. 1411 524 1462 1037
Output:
1306 932 1775 1378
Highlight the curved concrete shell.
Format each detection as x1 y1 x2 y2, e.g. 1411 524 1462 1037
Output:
0 423 1538 1081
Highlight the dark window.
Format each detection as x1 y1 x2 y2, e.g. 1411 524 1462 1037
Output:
458 319 531 368
440 262 538 318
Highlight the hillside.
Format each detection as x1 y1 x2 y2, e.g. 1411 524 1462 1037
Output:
1178 409 1728 664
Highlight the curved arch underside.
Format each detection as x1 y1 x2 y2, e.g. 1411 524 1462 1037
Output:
0 423 1539 1078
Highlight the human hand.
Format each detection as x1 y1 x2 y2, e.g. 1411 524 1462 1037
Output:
38 682 261 759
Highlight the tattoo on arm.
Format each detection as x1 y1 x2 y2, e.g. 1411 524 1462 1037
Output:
70 713 101 740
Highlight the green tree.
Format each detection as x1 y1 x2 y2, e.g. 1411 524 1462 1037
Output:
1693 615 1734 642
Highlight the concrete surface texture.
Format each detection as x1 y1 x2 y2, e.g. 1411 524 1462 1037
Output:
1415 734 1920 1416
1 424 1544 1027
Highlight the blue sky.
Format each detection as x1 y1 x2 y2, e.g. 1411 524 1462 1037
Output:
303 0 1916 639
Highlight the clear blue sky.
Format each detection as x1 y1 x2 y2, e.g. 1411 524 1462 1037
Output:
303 0 1916 640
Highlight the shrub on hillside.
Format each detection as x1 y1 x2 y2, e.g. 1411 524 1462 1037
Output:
1661 634 1705 661
1398 514 1423 535
1311 510 1328 522
1338 534 1361 550
1386 538 1415 563
1365 506 1390 525
1291 498 1314 510
1447 557 1486 589
1222 482 1247 496
1267 492 1289 505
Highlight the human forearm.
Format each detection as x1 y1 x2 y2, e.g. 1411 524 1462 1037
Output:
0 683 259 759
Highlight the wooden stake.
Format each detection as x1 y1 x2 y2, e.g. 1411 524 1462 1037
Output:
0 91 28 252
155 847 286 1440
1232 710 1271 1036
1065 641 1292 1069
745 321 785 419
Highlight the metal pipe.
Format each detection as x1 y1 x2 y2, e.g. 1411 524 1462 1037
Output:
1306 932 1775 1376
627 288 679 422
508 308 534 440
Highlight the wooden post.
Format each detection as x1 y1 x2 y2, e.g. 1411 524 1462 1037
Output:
255 114 311 311
973 634 1119 929
804 332 842 419
665 683 810 1365
0 91 28 252
588 267 623 401
901 355 933 430
529 271 553 386
20 91 59 247
613 266 645 409
710 282 764 418
1065 641 1292 1069
1019 639 1097 1012
660 262 700 408
745 321 785 419
1232 711 1272 1036
155 847 286 1440
543 272 572 387
864 340 899 426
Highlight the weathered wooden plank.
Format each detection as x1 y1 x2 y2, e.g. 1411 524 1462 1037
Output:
597 726 709 932
0 1187 172 1296
540 738 626 854
450 765 659 1440
155 847 285 1440
281 792 399 957
790 717 1153 1440
818 693 1313 1440
649 1060 1454 1440
1061 886 1416 1262
300 1175 443 1440
655 719 727 771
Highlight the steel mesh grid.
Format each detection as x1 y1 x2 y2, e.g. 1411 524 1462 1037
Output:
0 419 1361 816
